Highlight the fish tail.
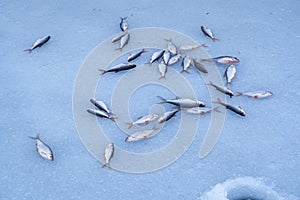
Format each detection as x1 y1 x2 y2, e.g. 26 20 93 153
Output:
24 49 33 53
225 82 232 87
212 38 219 42
115 47 123 51
213 107 221 113
206 81 213 86
28 133 39 140
236 92 243 96
125 122 133 129
120 16 127 20
213 98 222 105
102 163 111 168
142 48 148 53
157 95 167 104
164 38 172 42
180 70 190 74
109 117 116 122
201 43 208 48
159 76 166 80
98 69 106 75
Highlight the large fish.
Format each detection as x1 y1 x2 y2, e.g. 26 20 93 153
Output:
127 49 147 62
90 99 113 115
125 127 158 142
201 56 240 64
167 54 181 66
225 64 236 85
99 63 137 75
158 109 179 123
193 59 208 73
236 91 273 99
116 32 130 51
112 32 126 43
102 143 114 168
120 17 129 32
87 109 116 121
24 35 51 53
201 26 219 42
183 107 220 115
126 113 159 129
157 96 205 108
148 49 165 64
207 81 234 98
181 55 194 74
213 98 246 117
163 50 171 65
164 38 177 55
158 61 168 80
28 134 53 161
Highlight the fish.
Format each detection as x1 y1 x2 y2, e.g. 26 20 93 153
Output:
201 56 240 64
126 113 159 129
90 99 113 115
87 109 116 122
163 50 171 65
225 64 236 85
164 38 177 55
125 126 159 142
116 32 130 51
24 35 51 53
181 55 194 74
158 61 168 80
148 49 165 64
178 44 207 51
201 26 219 42
192 59 208 73
120 17 129 32
213 98 246 117
157 96 205 108
127 48 147 62
102 143 114 168
183 107 220 115
158 109 179 123
28 134 53 161
167 54 181 66
112 32 127 43
236 91 273 99
99 63 137 75
207 81 234 98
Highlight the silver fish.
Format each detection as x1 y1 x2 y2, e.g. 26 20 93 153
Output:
158 109 179 123
157 96 205 108
181 55 194 74
183 107 220 115
163 50 171 64
207 81 234 98
149 49 165 64
112 32 126 43
102 143 114 168
225 64 236 85
125 127 158 142
126 113 159 129
178 44 207 51
213 98 246 117
24 35 51 53
120 17 129 32
90 99 112 115
29 134 53 161
99 63 137 75
168 54 181 66
158 61 168 80
116 32 130 51
201 26 219 42
236 91 273 99
128 48 147 62
87 109 116 122
193 59 208 73
164 38 177 55
201 56 240 64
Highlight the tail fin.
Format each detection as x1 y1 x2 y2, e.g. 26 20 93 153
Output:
109 117 116 122
201 43 208 48
157 95 167 104
141 48 148 53
236 92 243 96
206 81 213 86
159 76 166 80
24 49 33 53
28 133 40 140
99 69 106 75
120 16 127 20
125 122 134 129
225 82 232 87
213 98 222 105
102 163 111 168
115 47 123 51
212 38 219 42
213 107 221 113
180 70 190 74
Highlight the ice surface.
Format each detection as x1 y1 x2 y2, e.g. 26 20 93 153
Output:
0 0 299 199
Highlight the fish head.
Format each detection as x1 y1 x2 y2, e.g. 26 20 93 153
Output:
233 57 240 63
197 101 205 107
238 107 246 116
47 153 54 161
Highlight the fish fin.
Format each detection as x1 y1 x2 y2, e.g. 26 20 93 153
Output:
28 133 40 140
99 69 106 75
120 16 127 20
225 82 232 87
24 49 33 53
115 47 123 51
157 96 167 104
213 107 221 113
213 98 221 105
125 137 130 142
201 43 208 48
125 122 133 129
109 117 116 122
142 48 148 53
180 70 190 74
164 38 172 42
200 58 212 62
102 163 111 168
159 76 166 80
212 38 219 42
235 92 243 96
206 81 213 86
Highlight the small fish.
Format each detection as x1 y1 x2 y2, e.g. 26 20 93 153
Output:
102 143 114 168
99 63 137 75
157 96 205 108
193 59 208 73
28 134 53 161
225 64 236 85
183 107 220 115
178 44 207 51
125 127 158 142
181 55 194 74
148 49 165 64
236 91 273 99
201 56 240 64
87 109 116 122
158 109 179 123
24 35 51 53
163 50 171 65
213 98 246 117
127 48 147 62
207 81 234 98
126 113 159 129
112 32 126 43
158 61 168 80
120 17 129 32
168 54 181 66
201 26 219 42
164 38 177 55
90 99 112 115
116 32 130 51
